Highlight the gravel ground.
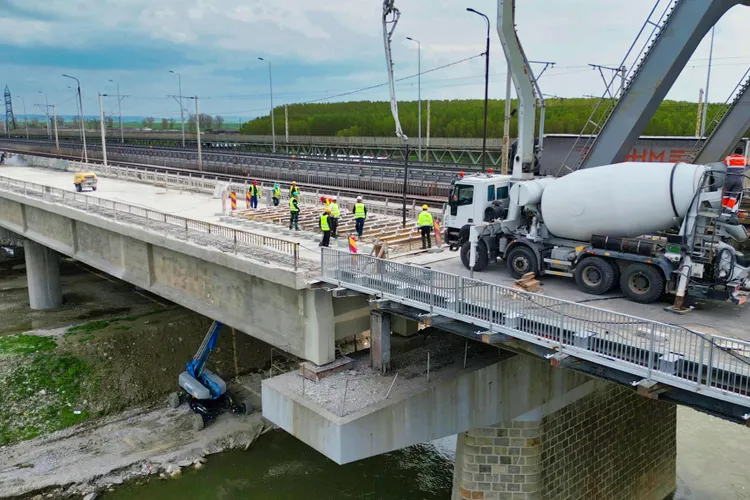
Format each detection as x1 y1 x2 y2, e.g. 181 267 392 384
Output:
0 374 268 499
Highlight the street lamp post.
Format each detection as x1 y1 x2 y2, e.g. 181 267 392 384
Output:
169 70 186 147
62 74 88 163
109 80 124 143
98 93 108 167
16 96 28 139
406 37 422 161
467 8 491 172
258 57 276 153
51 104 59 151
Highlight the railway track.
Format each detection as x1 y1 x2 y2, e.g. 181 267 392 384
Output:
0 139 458 199
0 145 448 208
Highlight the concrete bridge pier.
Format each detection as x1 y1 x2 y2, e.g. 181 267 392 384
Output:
24 239 62 310
451 385 677 500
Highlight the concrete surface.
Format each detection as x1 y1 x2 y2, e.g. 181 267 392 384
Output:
262 338 599 464
399 251 750 341
0 182 370 365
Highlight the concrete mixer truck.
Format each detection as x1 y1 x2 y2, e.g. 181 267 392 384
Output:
444 0 750 308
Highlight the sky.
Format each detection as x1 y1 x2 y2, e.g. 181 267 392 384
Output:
1 0 750 122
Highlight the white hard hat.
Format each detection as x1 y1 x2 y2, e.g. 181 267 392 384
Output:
332 196 337 201
357 196 362 201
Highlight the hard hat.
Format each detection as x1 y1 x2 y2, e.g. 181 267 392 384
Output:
253 180 258 185
332 196 337 201
274 183 279 188
357 196 363 201
422 204 429 210
292 181 297 185
325 208 331 213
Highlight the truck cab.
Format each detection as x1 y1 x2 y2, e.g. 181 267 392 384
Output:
73 172 98 192
444 172 512 250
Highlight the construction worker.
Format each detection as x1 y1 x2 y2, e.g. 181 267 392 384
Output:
418 205 434 249
289 194 300 231
722 147 747 213
353 196 367 238
319 207 332 247
272 183 281 206
249 180 261 209
289 181 300 198
329 196 341 238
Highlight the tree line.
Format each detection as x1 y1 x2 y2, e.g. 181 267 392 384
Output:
239 98 748 138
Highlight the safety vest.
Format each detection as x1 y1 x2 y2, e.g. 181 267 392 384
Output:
289 198 299 212
354 203 366 219
418 210 434 227
251 185 260 196
272 187 281 198
320 214 330 231
725 154 748 175
330 202 341 217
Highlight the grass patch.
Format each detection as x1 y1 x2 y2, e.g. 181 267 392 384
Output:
0 352 90 445
0 334 56 355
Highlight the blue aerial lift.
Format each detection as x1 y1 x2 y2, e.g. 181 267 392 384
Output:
168 321 250 430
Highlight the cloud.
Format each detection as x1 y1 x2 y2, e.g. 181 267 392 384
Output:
0 0 748 120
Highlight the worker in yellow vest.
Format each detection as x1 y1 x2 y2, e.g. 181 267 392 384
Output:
272 183 281 206
353 196 367 238
249 180 261 209
289 181 300 198
289 195 300 231
319 207 332 247
329 196 341 238
418 205 434 249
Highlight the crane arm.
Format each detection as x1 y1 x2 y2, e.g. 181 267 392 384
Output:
383 0 407 141
187 320 223 379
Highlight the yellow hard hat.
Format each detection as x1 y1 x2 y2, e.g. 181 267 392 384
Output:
292 181 297 185
422 204 429 210
325 208 331 213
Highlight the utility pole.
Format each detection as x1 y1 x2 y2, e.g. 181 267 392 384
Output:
588 63 627 99
467 8 490 172
63 74 88 163
695 88 704 138
258 57 276 153
16 96 28 139
406 37 422 161
98 93 108 167
700 27 715 137
51 104 59 151
109 80 124 143
169 70 186 147
284 104 289 151
426 100 431 148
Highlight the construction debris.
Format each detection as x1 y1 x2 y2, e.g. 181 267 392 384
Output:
513 272 543 293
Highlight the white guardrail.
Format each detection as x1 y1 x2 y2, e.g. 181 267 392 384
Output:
320 248 750 410
0 175 302 271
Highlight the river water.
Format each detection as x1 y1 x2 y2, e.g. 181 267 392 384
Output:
103 407 749 500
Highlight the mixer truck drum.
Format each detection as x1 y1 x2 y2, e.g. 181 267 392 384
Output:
591 235 658 257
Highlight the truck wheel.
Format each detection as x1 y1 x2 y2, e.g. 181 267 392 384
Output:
574 257 617 295
168 391 181 409
620 264 664 304
460 240 489 272
506 245 538 279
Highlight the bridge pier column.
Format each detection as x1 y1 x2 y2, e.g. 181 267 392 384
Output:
370 310 391 373
24 240 62 310
452 384 676 500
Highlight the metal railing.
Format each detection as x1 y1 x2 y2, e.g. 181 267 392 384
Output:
320 248 750 410
0 175 301 270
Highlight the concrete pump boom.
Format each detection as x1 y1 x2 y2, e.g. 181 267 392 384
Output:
382 0 407 141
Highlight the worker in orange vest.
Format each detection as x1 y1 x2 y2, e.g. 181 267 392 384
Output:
722 147 747 212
